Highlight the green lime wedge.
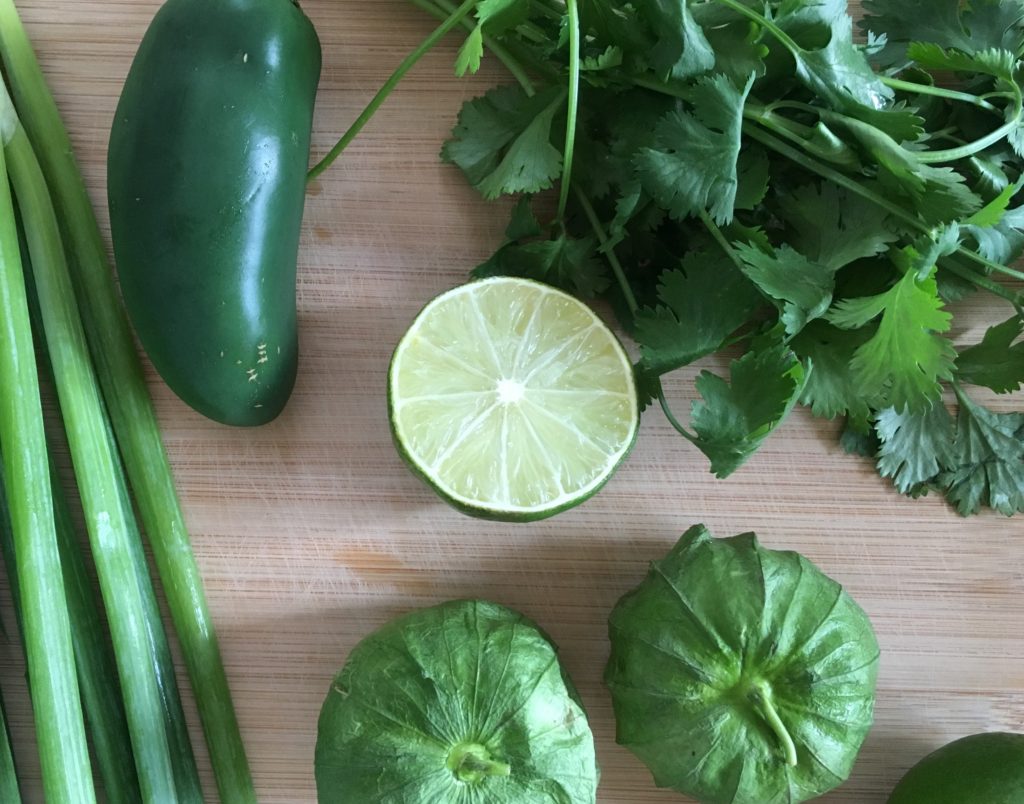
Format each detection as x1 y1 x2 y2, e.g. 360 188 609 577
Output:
388 277 639 521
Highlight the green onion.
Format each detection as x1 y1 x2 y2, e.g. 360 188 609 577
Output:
0 455 142 804
101 414 203 802
0 4 255 798
2 82 177 801
0 684 21 803
0 81 94 804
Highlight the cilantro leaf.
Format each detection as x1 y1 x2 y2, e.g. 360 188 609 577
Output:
442 86 565 200
455 0 531 77
504 195 543 241
907 43 1020 92
474 234 609 297
734 242 834 336
790 15 891 110
791 321 873 421
875 403 956 494
956 315 1024 393
906 44 1024 159
734 148 770 211
897 225 961 281
637 0 715 80
475 0 530 33
773 7 924 140
689 342 806 478
778 183 899 271
841 416 881 458
634 249 762 377
938 392 1024 516
635 73 755 225
702 17 769 83
835 116 982 224
965 204 1024 264
828 266 956 412
862 0 1024 67
455 26 485 77
579 0 645 53
581 45 623 72
969 152 1013 195
965 181 1017 228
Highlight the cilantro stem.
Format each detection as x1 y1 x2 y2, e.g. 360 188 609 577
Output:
698 209 747 275
430 0 560 82
742 120 1024 295
916 114 1024 164
656 385 698 442
308 0 478 181
532 2 564 21
556 0 581 223
878 76 1000 113
712 0 801 54
953 246 1024 283
413 0 543 92
770 92 1014 165
574 188 639 315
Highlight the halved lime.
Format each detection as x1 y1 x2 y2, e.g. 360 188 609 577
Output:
388 277 639 521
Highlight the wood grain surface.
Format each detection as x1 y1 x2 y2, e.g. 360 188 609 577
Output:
0 1 1022 802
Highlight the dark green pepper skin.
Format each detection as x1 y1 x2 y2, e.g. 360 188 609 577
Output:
108 0 321 426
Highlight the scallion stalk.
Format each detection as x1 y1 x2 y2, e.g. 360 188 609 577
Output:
2 82 177 801
0 684 21 803
0 455 142 804
0 4 254 798
0 79 94 804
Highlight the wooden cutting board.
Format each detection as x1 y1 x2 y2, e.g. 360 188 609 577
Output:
1 1 1021 802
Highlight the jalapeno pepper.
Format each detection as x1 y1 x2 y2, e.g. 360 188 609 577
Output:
108 0 321 426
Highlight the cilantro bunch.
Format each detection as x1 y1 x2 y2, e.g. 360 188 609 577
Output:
328 0 1024 516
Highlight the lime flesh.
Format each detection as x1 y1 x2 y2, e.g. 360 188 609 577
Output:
388 277 639 521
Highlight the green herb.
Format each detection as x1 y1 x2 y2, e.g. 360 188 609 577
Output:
605 525 880 804
314 600 599 803
314 0 1024 515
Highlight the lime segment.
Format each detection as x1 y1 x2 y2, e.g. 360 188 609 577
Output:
389 277 639 520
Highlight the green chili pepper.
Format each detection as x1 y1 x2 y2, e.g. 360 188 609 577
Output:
108 0 321 426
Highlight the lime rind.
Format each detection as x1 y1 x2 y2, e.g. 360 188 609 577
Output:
388 277 639 521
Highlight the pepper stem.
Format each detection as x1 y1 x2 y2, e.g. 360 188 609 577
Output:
748 680 798 767
447 743 511 784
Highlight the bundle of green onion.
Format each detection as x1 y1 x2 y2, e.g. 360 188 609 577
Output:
0 1 253 800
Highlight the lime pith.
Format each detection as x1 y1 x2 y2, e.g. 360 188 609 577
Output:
389 277 639 521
